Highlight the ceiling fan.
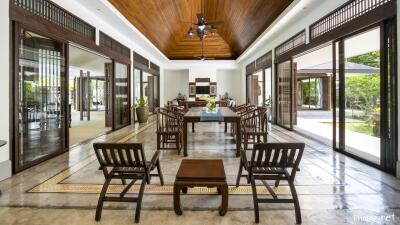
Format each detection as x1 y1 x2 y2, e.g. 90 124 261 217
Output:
196 40 215 61
181 0 224 40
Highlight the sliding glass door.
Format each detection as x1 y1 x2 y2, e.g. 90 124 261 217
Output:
246 67 272 107
16 30 67 170
114 62 130 129
333 23 397 172
137 71 159 114
276 61 295 129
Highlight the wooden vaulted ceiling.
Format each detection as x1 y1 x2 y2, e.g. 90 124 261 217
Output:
108 0 293 60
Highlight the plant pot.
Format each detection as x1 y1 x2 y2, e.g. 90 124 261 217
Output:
136 106 149 123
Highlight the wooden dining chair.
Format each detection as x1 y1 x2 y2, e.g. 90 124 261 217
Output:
93 143 164 223
236 143 305 224
231 104 256 136
156 108 183 154
241 107 270 150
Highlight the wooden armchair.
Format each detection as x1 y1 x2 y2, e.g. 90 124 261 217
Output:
231 104 256 136
93 143 164 223
156 108 183 154
236 143 305 224
241 107 270 150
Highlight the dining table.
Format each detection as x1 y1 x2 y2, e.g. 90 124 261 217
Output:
182 107 241 157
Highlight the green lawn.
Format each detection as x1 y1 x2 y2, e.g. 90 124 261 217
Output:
321 121 376 137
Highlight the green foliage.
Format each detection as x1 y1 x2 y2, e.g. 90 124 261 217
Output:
347 51 380 68
345 51 381 118
345 74 380 116
23 81 40 106
302 79 319 106
322 122 378 137
132 97 148 108
263 97 272 107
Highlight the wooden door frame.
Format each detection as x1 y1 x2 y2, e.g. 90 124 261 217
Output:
274 59 295 130
332 21 398 174
112 60 132 131
10 22 70 173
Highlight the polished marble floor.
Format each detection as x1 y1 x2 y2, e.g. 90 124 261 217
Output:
0 120 400 225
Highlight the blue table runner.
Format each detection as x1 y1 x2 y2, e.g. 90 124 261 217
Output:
200 111 224 122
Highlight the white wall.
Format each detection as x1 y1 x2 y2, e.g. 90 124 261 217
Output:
162 68 243 104
162 60 241 103
216 69 242 103
189 67 217 82
163 70 189 103
0 0 10 180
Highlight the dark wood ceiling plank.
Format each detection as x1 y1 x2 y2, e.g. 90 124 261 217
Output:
108 0 293 59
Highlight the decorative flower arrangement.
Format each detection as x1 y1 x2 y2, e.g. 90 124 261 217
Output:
206 97 217 112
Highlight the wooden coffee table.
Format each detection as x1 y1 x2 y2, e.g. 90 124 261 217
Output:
173 159 228 216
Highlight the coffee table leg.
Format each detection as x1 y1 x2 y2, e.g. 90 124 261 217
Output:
173 184 183 215
183 121 188 157
219 183 229 216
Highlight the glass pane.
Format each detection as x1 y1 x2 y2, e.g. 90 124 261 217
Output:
134 69 140 102
18 30 66 167
142 72 158 113
343 27 381 164
247 71 263 106
153 76 159 109
265 68 272 104
114 62 129 128
335 43 340 149
265 67 272 120
277 61 292 128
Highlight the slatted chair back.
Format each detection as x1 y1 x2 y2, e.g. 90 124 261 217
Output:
167 105 186 116
234 104 248 111
250 143 305 181
93 143 147 174
236 105 256 116
241 108 268 131
156 108 181 133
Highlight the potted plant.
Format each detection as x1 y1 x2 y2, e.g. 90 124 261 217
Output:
264 97 272 109
206 97 217 112
134 97 149 123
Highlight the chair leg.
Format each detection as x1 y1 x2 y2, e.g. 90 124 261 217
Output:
236 159 243 187
157 133 161 151
156 160 164 186
250 175 260 223
178 132 182 155
176 134 180 155
275 179 280 187
134 177 147 223
95 177 111 221
244 134 248 150
289 180 302 224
